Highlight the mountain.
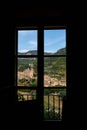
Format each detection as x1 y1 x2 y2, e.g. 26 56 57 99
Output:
44 47 66 80
18 48 66 55
54 47 66 55
18 50 37 55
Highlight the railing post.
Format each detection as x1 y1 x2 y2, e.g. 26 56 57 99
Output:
58 94 60 120
62 96 67 121
48 94 50 119
53 95 55 119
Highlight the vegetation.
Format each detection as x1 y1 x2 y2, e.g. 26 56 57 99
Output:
18 58 37 72
44 110 62 120
55 47 66 55
18 48 66 79
18 48 66 121
44 88 66 97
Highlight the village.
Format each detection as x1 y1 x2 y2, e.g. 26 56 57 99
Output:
18 63 66 87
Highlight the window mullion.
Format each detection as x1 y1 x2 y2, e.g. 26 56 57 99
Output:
37 26 44 119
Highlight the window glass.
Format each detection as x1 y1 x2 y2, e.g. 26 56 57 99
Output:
44 29 66 120
17 58 37 87
18 30 37 54
18 89 36 101
44 30 66 55
44 57 66 87
17 30 37 101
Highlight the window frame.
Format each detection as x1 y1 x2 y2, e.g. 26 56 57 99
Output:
43 27 67 121
15 27 38 102
15 25 67 122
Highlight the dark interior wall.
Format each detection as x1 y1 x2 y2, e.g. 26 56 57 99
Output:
0 6 82 128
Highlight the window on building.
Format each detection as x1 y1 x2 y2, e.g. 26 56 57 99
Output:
15 26 67 121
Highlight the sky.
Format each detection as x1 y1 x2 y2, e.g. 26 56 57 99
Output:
18 29 66 53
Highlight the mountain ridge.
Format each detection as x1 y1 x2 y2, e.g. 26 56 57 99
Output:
18 47 66 55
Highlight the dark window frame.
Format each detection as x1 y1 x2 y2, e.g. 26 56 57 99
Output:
43 27 67 121
15 25 67 122
15 27 38 102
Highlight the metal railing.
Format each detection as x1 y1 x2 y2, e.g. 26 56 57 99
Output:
18 93 36 101
18 91 65 121
44 93 63 120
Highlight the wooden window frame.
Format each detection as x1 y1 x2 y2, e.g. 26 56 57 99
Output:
15 25 67 122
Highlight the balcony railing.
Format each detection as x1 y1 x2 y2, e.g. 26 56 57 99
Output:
44 93 64 121
18 91 36 101
18 88 66 121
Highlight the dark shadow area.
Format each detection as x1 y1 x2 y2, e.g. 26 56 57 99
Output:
0 4 82 129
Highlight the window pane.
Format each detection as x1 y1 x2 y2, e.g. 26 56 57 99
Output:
44 30 66 55
44 57 66 87
18 89 36 101
17 58 37 87
44 88 66 120
18 30 37 55
44 29 66 120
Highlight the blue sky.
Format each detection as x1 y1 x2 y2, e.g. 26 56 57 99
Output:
18 29 66 53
